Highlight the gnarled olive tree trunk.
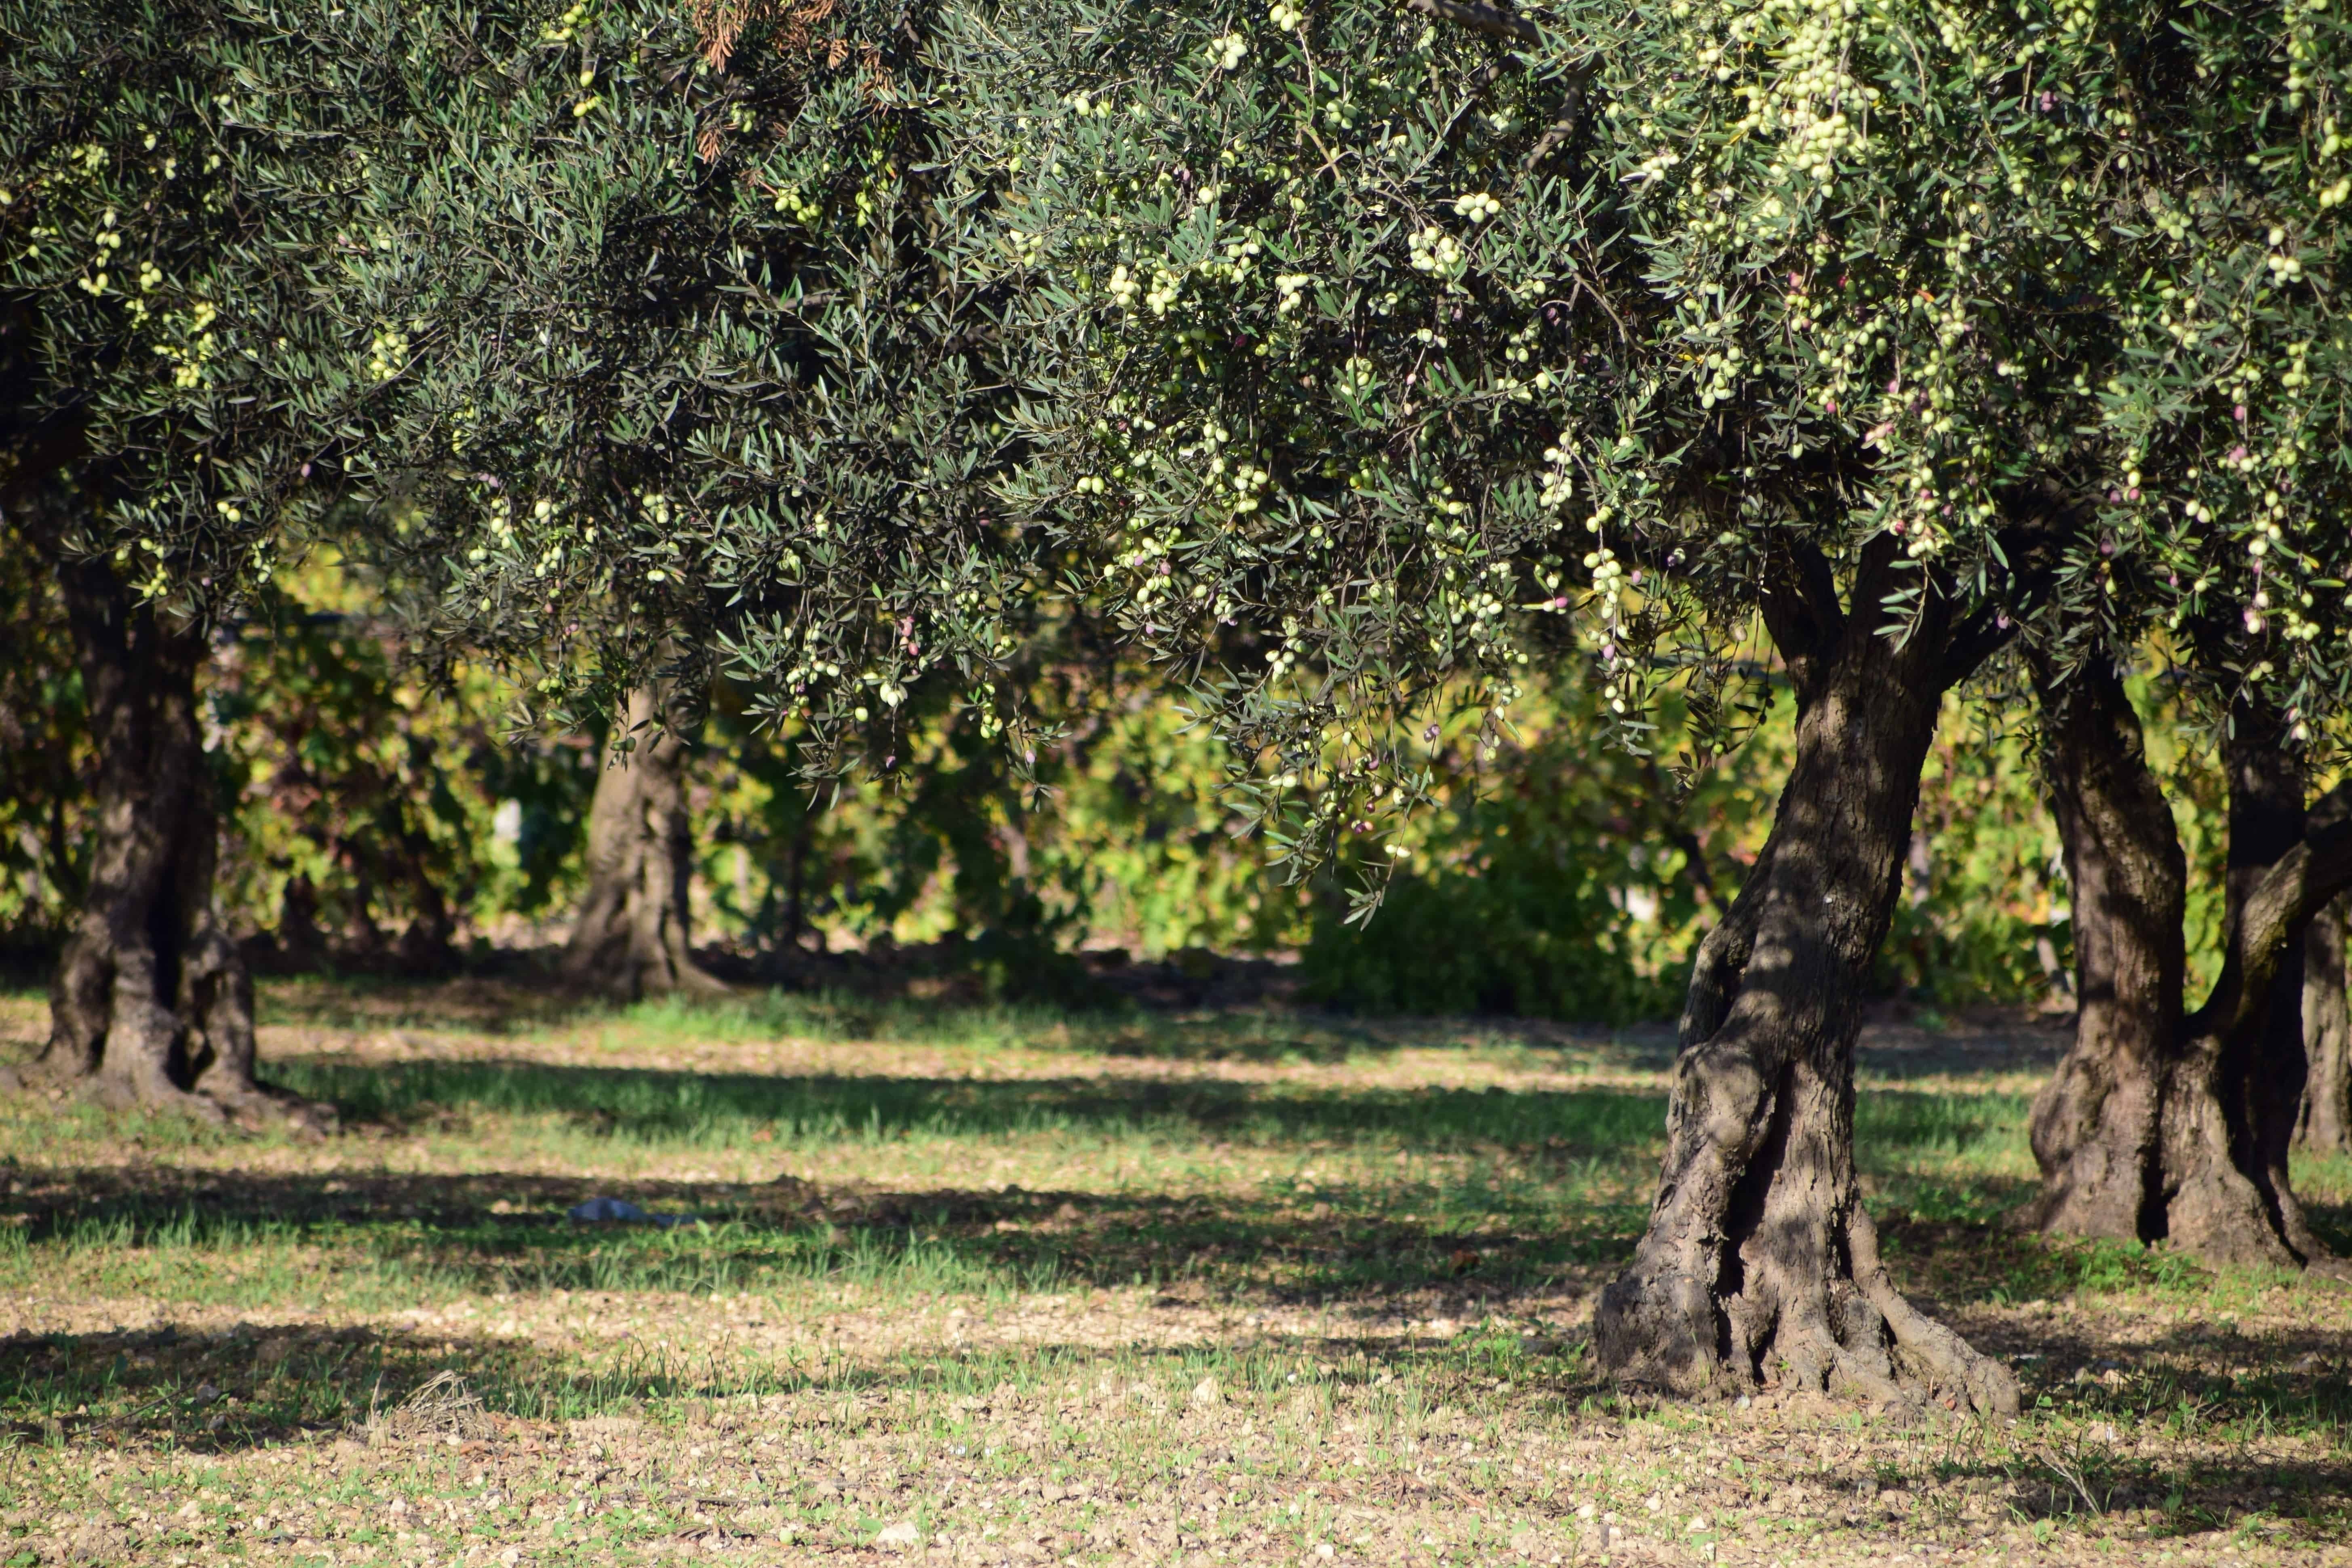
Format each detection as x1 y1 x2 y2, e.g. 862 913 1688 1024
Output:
1595 540 2019 1416
2026 672 2346 1268
561 684 728 1000
14 531 332 1131
2295 894 2352 1154
2020 655 2181 1239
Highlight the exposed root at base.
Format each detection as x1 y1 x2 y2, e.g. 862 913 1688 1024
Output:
1734 1210 2019 1418
198 1078 341 1138
82 1074 229 1124
1737 1286 2018 1418
1599 1207 2020 1419
8 1061 335 1136
1853 1205 2021 1416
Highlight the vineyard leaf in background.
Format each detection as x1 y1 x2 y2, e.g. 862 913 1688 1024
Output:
209 552 597 976
0 543 93 953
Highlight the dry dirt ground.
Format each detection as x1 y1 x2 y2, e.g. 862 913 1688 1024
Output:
1 982 2348 1567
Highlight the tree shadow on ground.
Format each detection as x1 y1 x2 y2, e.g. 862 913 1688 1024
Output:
0 1312 1610 1457
12 1166 2309 1325
4 1159 1639 1301
1872 1208 2352 1309
255 1053 2023 1161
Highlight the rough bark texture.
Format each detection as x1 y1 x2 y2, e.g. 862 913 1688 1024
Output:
2021 656 2183 1240
561 685 728 1000
2297 895 2352 1154
1594 540 2019 1416
2167 717 2322 1265
11 530 332 1131
2027 681 2348 1269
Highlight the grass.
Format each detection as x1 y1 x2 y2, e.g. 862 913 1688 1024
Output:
1 980 2350 1566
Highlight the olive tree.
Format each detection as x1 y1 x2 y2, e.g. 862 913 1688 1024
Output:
932 0 2350 1409
330 0 1058 999
2021 0 2352 1267
0 0 404 1126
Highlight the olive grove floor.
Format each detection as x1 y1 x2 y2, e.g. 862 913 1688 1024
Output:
2 980 2349 1566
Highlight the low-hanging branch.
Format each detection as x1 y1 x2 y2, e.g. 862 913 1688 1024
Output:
1403 0 1540 43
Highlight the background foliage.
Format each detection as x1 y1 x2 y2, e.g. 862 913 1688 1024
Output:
2 545 2234 1018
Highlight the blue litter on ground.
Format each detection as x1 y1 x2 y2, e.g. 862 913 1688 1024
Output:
566 1196 696 1229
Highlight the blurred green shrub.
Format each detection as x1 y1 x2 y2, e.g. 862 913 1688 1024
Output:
1 545 2245 1017
0 544 93 953
209 552 600 970
1296 676 1783 1024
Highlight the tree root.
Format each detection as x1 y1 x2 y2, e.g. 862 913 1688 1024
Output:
1603 1198 2019 1418
196 1075 340 1137
1848 1205 2020 1416
1726 1261 2018 1416
7 1049 335 1136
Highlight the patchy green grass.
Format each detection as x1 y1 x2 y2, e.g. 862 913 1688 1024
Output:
1 982 2349 1566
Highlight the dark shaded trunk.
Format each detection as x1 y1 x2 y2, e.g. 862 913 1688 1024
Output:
561 685 727 1000
2027 677 2341 1268
782 805 815 950
2296 895 2352 1154
2021 655 2182 1239
1595 540 2018 1416
11 528 331 1131
2188 711 2325 1261
390 835 457 977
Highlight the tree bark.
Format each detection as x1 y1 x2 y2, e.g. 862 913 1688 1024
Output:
1594 539 2019 1416
2027 675 2344 1268
2164 707 2329 1264
2020 655 2182 1239
2296 894 2352 1154
561 684 728 1000
11 526 332 1131
781 803 816 950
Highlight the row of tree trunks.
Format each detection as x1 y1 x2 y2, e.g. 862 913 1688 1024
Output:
1595 539 2020 1415
9 518 333 1130
2025 660 2352 1269
6 506 723 1120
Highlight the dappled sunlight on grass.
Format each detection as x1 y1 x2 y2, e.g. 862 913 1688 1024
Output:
4 986 2351 1564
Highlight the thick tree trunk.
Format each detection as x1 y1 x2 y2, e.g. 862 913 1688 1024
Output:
2296 895 2352 1153
561 685 727 1000
1595 541 2019 1416
2026 678 2339 1267
2021 655 2182 1239
781 805 815 950
12 534 332 1131
2165 711 2327 1264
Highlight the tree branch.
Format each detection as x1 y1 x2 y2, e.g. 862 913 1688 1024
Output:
1937 605 2015 692
1757 539 1844 708
2192 778 2352 1043
1523 60 1597 169
1403 0 1541 44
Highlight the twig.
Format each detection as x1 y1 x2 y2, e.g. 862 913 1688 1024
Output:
1403 0 1541 44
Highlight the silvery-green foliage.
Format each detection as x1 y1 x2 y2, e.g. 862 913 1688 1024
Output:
950 0 2342 903
339 0 1057 771
1 0 398 607
2093 0 2352 745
